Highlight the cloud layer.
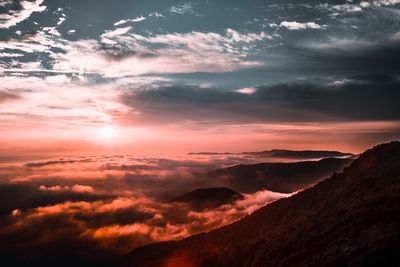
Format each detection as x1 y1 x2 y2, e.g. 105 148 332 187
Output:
0 153 293 258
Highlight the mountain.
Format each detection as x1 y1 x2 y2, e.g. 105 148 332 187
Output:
243 149 354 159
123 141 400 267
189 149 354 160
170 187 244 210
210 157 353 193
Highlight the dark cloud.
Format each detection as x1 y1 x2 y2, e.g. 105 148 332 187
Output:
25 159 78 167
122 74 400 124
24 158 92 167
0 183 110 218
256 74 400 121
0 90 20 103
292 42 400 75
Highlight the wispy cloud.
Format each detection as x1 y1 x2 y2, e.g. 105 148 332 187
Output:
39 184 95 193
0 0 46 29
114 16 146 26
280 21 322 30
149 12 165 18
236 87 257 95
169 2 196 15
317 0 400 15
51 28 271 77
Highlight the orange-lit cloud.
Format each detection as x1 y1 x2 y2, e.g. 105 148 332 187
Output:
0 154 295 254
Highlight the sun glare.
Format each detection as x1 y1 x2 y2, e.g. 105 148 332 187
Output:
99 126 116 140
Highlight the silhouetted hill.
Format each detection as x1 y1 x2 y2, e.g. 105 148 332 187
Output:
210 157 352 193
189 149 354 160
171 187 244 210
243 149 354 159
124 141 400 267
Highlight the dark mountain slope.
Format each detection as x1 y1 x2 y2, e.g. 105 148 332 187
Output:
243 149 354 159
210 157 353 193
170 187 244 210
124 141 400 267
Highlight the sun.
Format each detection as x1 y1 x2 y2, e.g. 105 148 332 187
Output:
99 126 116 140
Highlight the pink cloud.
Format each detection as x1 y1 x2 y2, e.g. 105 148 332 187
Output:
0 0 46 29
52 29 271 77
39 184 95 193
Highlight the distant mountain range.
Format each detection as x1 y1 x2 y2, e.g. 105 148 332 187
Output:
170 187 244 210
124 141 400 267
189 149 354 160
209 157 353 193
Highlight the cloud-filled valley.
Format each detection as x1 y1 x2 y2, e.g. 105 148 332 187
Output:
0 150 355 261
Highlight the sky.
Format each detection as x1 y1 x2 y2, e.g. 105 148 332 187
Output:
1 1 399 263
1 0 400 156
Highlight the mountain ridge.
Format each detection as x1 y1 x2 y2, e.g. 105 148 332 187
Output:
123 141 400 267
209 157 353 193
170 187 244 210
189 149 354 159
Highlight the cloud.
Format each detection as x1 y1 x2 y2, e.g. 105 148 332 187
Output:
0 52 23 57
0 74 130 139
0 89 20 103
169 2 196 15
25 159 81 168
389 31 400 41
320 3 364 13
0 0 46 29
0 153 295 260
373 0 400 6
114 16 146 26
226 28 272 42
101 26 132 44
39 184 95 193
149 12 165 18
1 188 287 254
57 16 66 25
121 75 400 125
280 21 322 30
236 87 257 95
0 22 264 77
298 36 400 74
71 185 95 193
42 26 61 36
51 29 271 77
305 38 376 53
0 29 66 55
39 185 70 192
316 0 400 15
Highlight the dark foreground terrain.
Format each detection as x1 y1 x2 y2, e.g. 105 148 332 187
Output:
124 141 400 267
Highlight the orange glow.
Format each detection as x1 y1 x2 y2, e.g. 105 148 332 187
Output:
165 252 199 267
0 120 399 157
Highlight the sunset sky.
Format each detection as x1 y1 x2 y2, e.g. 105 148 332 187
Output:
1 0 400 156
1 2 400 264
